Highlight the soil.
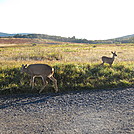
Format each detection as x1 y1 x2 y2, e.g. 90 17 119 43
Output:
0 88 134 134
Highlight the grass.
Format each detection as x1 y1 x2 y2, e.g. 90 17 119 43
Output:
0 39 134 94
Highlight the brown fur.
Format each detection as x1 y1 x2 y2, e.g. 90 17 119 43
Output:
101 51 117 67
21 64 58 93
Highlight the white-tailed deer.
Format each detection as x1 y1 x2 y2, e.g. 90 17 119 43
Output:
101 51 117 67
21 64 58 93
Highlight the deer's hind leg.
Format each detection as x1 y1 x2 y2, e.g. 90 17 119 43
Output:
49 76 58 92
39 76 48 93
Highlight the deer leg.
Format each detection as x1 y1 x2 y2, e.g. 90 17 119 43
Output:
100 62 104 66
49 76 58 92
109 63 112 67
39 76 48 93
30 76 34 88
30 76 32 87
31 76 35 89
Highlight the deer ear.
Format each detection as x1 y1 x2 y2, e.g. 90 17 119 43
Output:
22 64 27 68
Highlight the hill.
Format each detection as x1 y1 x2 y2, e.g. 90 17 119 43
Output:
0 32 30 37
0 32 15 37
0 32 134 44
12 33 134 44
107 34 134 44
115 34 134 39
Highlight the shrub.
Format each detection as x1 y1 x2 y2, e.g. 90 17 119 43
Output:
47 52 63 60
0 64 133 94
32 43 37 46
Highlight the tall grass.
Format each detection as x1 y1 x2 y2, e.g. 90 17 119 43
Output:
0 63 133 95
0 41 134 94
1 43 134 63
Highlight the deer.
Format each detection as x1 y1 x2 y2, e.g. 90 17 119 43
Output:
21 64 58 93
101 51 117 67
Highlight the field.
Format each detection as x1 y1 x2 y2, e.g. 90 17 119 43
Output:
0 38 134 94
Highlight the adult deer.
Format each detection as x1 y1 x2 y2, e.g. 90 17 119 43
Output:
101 51 117 67
21 64 58 93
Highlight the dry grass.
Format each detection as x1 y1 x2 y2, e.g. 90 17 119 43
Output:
0 42 134 67
0 39 133 94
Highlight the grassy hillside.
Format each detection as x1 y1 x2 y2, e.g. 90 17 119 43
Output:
1 32 134 43
115 34 134 39
0 38 134 94
0 32 30 37
0 32 15 37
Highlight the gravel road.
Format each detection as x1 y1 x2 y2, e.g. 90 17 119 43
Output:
0 88 134 134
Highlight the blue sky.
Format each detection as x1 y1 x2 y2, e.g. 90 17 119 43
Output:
0 0 134 40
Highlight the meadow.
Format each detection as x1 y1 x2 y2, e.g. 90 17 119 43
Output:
0 38 134 94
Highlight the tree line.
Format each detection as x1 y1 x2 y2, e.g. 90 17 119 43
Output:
2 33 134 44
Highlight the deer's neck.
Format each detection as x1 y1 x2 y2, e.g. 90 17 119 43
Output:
112 55 115 60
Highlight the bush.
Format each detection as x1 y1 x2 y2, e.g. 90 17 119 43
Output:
47 52 63 61
0 64 134 94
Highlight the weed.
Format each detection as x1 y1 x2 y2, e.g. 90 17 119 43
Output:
0 41 134 94
0 63 134 95
47 52 63 61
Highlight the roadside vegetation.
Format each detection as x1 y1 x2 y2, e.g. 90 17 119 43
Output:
0 38 134 94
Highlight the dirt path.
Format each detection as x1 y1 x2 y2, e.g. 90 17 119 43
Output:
0 88 134 134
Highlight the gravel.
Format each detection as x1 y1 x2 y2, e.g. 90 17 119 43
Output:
0 88 134 134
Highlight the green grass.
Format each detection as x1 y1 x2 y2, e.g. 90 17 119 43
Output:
0 41 134 94
0 63 133 95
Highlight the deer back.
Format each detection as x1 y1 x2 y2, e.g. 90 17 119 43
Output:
102 56 114 64
26 64 53 76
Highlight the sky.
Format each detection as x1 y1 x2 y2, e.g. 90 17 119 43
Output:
0 0 134 40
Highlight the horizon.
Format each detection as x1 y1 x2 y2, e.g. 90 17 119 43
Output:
0 31 133 41
0 0 134 40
